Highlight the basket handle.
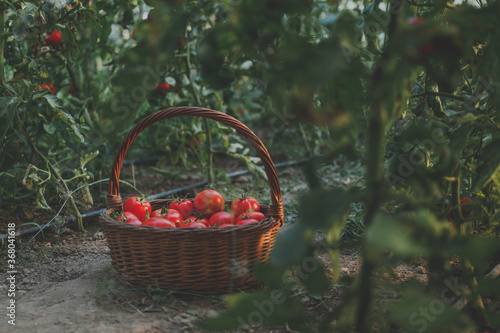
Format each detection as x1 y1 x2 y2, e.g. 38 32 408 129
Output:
106 106 284 224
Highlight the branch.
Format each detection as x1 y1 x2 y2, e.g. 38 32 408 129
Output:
15 112 85 232
406 0 436 7
356 2 401 332
410 91 467 102
484 263 500 280
0 9 6 87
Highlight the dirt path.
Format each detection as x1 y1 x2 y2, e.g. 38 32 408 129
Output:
1 163 426 333
2 226 428 333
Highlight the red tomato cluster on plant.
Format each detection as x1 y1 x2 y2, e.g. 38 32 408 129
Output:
115 191 267 228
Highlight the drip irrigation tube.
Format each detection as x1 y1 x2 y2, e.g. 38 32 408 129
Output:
1 158 306 241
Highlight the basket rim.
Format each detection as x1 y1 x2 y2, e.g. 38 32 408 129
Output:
99 208 280 233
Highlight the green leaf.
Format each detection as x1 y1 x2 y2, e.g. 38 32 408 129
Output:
389 289 474 333
43 122 56 135
457 237 500 273
299 187 349 230
43 95 85 143
12 3 37 41
80 150 99 167
271 223 312 267
0 97 20 140
35 187 51 210
41 0 67 16
253 262 287 290
196 292 304 331
297 256 330 295
365 215 429 262
449 124 472 159
473 139 500 191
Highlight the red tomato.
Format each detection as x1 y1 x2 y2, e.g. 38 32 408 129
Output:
163 209 183 225
123 196 152 222
45 31 62 47
406 17 424 25
156 82 170 95
236 218 259 226
194 190 225 218
152 209 183 224
117 211 139 222
208 211 235 227
417 42 436 56
184 138 201 150
36 83 56 95
177 220 191 228
168 199 194 219
176 39 184 47
447 197 471 220
236 212 266 224
151 209 163 218
230 196 260 216
126 219 142 226
143 217 176 228
183 216 209 225
185 221 207 228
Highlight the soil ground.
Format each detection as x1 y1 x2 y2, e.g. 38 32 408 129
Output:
0 160 426 333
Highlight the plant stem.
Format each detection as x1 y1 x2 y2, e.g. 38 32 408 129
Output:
15 113 85 232
65 60 78 94
356 3 400 332
184 32 214 184
410 91 467 102
0 9 6 87
452 161 489 329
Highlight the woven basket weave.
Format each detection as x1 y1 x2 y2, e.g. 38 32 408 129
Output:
99 107 284 294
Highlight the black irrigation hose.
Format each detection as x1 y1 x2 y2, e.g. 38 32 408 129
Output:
1 158 306 241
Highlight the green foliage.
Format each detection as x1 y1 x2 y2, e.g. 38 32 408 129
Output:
189 0 500 332
1 0 301 222
2 0 500 331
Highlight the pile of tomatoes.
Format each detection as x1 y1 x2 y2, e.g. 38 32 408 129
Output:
115 189 266 228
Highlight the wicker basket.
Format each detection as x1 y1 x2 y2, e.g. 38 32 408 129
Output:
99 107 284 294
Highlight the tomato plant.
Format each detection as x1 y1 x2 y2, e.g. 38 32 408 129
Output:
123 197 152 222
193 190 225 218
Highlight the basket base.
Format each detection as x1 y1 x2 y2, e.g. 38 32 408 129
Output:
100 211 280 295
